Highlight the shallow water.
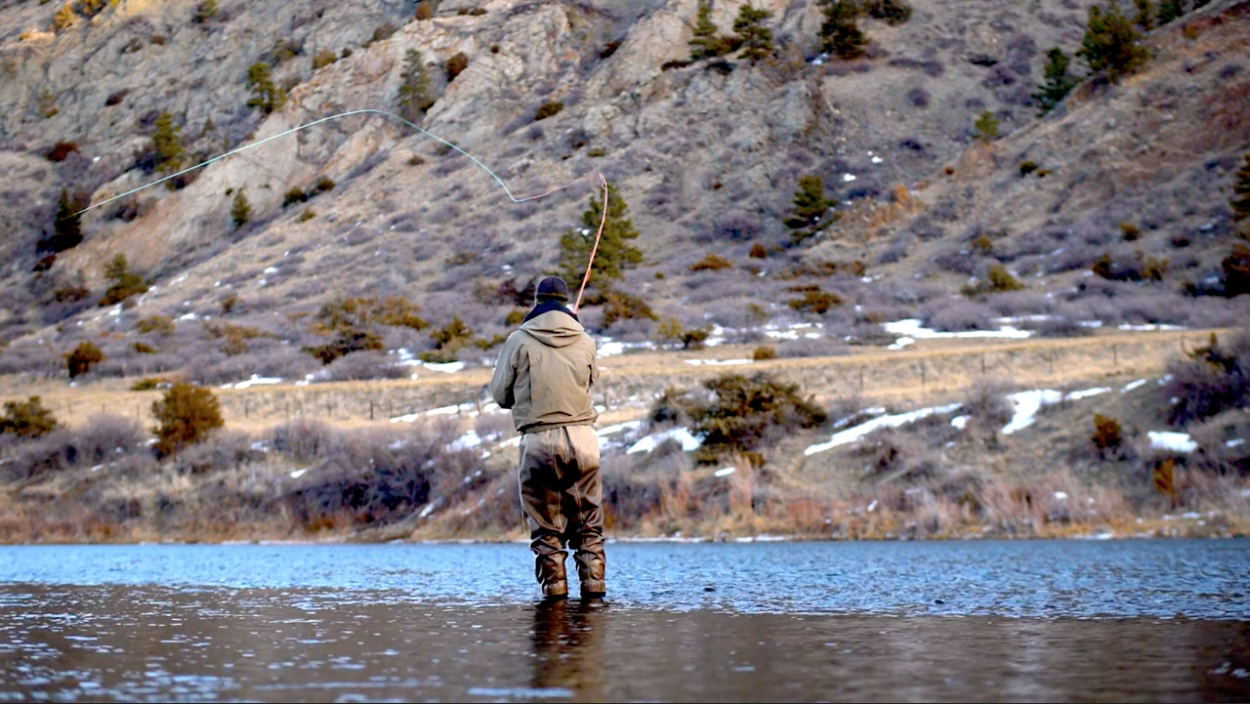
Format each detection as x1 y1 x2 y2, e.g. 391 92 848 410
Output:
1 541 1248 702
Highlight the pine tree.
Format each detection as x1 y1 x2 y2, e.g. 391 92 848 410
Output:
152 383 224 457
397 49 435 122
193 0 219 23
689 0 722 60
733 4 774 64
820 0 867 60
1033 47 1080 115
45 188 83 253
99 253 148 306
1231 153 1250 225
246 62 285 114
1157 0 1185 25
558 183 643 286
231 190 251 229
1078 2 1149 83
1134 0 1155 29
784 175 835 245
973 110 999 141
152 111 182 172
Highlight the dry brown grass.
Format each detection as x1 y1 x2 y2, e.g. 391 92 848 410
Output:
2 328 1246 544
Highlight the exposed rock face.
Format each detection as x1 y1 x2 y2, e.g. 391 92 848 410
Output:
0 0 1245 351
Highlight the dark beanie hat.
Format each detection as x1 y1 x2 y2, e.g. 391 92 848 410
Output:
535 276 570 302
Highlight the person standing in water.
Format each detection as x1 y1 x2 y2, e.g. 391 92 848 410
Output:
489 276 604 600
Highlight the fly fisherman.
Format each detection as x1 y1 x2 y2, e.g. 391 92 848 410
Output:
489 276 604 600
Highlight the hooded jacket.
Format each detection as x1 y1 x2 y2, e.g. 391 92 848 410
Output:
489 308 599 434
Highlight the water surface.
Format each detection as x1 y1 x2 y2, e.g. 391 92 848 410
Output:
1 540 1247 702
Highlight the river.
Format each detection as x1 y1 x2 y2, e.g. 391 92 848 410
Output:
1 540 1247 701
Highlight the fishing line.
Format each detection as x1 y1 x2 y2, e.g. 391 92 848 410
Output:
71 108 608 309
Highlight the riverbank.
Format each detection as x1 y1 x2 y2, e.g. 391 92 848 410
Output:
2 330 1247 545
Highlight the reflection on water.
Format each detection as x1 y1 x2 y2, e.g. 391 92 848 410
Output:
1 584 1248 703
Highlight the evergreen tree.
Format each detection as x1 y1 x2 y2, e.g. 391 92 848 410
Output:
784 175 835 245
45 188 83 253
99 253 148 307
397 49 435 122
820 0 867 60
733 4 774 64
152 111 182 173
1078 2 1149 83
1232 153 1250 225
689 0 723 60
193 0 219 23
1157 0 1185 24
865 0 912 25
1134 0 1154 29
245 62 285 114
973 110 999 142
231 190 251 229
558 183 643 286
152 383 224 457
1032 47 1080 115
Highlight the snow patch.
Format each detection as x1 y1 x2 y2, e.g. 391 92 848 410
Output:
805 403 962 456
1121 379 1148 393
683 358 751 367
1118 323 1186 332
223 375 282 390
1148 431 1197 454
1067 387 1111 401
627 427 702 454
424 361 464 374
1001 390 1063 435
882 319 1032 343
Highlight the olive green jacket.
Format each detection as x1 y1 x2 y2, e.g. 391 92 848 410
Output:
489 310 599 434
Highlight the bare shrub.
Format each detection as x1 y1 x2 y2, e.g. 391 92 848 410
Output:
776 337 849 358
271 418 340 463
3 413 147 481
962 377 1015 438
921 299 994 331
282 424 488 530
1024 317 1094 338
1164 331 1250 427
474 412 515 444
324 350 409 381
199 344 320 385
699 210 761 242
852 428 940 481
174 429 261 475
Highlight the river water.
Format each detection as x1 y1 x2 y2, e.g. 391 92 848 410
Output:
0 540 1247 702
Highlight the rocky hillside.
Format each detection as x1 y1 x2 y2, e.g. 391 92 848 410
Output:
0 0 1247 382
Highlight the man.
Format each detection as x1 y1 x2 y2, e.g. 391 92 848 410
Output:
489 275 604 600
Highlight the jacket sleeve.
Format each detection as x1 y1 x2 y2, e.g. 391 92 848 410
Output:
586 335 600 391
489 335 519 409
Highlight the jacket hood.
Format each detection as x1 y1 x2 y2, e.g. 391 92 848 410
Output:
520 310 585 349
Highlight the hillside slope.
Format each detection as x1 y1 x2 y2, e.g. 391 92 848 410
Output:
0 0 1246 381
